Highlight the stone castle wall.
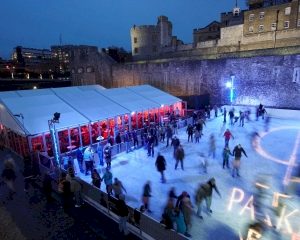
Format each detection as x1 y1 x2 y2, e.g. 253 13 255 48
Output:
112 53 300 109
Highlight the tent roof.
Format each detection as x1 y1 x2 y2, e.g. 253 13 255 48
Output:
126 85 181 106
0 85 181 135
51 87 129 121
96 87 160 112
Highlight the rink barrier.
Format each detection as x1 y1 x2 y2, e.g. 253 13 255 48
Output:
37 157 189 240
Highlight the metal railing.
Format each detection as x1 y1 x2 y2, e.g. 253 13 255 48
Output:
37 152 189 240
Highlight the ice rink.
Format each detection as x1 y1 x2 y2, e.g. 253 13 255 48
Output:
80 110 300 240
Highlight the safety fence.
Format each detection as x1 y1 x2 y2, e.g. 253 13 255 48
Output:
35 117 193 239
38 158 189 240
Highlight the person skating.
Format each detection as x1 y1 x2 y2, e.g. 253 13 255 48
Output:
168 187 178 205
175 144 185 170
195 178 221 219
208 134 216 159
161 199 175 230
222 146 233 169
166 125 173 147
142 181 152 213
147 134 154 157
186 124 194 143
223 129 234 147
223 107 227 123
194 128 200 143
171 135 180 156
155 152 167 183
228 109 234 125
232 144 248 177
239 111 245 127
199 153 208 173
113 177 127 199
175 191 192 237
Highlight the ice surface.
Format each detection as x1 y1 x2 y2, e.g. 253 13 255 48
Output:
79 112 300 240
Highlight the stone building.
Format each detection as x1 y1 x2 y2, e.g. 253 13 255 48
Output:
130 16 182 60
69 45 115 87
69 2 300 110
193 21 221 47
51 45 73 78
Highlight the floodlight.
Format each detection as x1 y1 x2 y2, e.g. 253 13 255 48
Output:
53 112 60 122
226 81 232 88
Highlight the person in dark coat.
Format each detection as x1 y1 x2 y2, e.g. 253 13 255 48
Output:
155 153 166 183
147 134 154 157
175 144 185 170
116 194 129 235
142 181 152 212
232 144 248 177
43 172 53 203
228 109 234 125
171 136 180 156
91 169 102 189
1 159 17 200
186 124 194 143
166 125 173 147
223 108 227 123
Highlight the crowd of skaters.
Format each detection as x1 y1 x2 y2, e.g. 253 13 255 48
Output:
0 102 283 239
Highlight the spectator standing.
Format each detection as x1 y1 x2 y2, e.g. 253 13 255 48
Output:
1 158 16 200
83 146 94 176
103 168 113 195
116 194 129 236
91 169 102 189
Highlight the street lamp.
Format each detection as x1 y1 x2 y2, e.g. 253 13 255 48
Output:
48 112 61 168
226 75 235 104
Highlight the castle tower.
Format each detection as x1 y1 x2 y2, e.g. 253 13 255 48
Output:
157 16 172 47
130 25 159 57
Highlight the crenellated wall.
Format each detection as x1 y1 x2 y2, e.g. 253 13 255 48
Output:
112 53 300 109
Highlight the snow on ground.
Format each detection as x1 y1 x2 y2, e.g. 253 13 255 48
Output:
79 112 300 240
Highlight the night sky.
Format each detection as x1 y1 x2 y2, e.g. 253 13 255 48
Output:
1 0 247 59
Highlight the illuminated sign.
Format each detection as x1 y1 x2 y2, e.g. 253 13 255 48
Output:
228 187 300 239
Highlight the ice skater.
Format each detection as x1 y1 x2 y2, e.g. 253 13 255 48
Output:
195 178 221 219
208 134 216 159
199 153 208 174
142 181 152 213
175 144 185 170
223 129 234 147
232 144 248 177
222 146 233 169
186 124 194 143
155 152 167 183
